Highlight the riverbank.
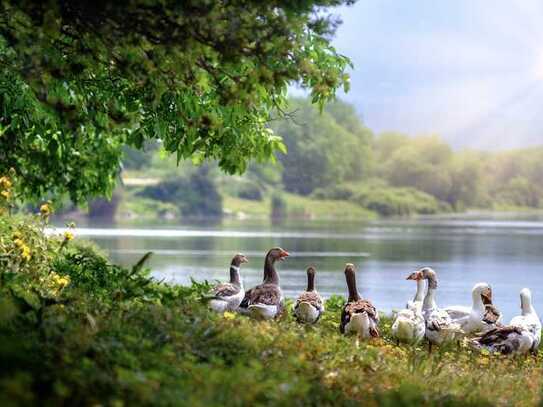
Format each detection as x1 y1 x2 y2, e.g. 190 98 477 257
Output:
1 214 543 405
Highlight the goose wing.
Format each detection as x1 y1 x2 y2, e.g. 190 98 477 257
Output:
248 283 282 306
340 299 379 335
295 291 323 311
212 282 240 298
473 326 527 354
443 305 471 321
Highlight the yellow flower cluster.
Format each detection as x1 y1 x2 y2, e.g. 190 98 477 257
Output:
13 235 31 261
51 272 71 289
40 272 71 297
40 203 51 217
0 176 11 189
0 176 12 204
63 231 74 241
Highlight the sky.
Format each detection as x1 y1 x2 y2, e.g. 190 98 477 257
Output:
329 0 543 149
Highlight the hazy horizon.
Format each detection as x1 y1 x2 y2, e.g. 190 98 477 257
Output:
329 0 543 150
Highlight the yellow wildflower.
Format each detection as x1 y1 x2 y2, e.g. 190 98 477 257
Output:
21 245 31 261
0 176 11 189
223 311 237 320
63 231 74 241
1 190 10 199
57 275 70 288
14 238 24 247
40 203 51 216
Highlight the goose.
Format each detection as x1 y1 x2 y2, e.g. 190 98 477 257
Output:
420 267 464 347
238 247 289 320
293 266 324 324
472 288 541 355
339 264 379 338
391 270 425 344
444 283 502 335
207 253 248 313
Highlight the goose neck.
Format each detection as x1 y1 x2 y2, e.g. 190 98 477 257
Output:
306 270 315 292
229 265 241 287
263 255 279 285
346 270 360 302
414 279 425 302
422 286 437 311
472 288 485 312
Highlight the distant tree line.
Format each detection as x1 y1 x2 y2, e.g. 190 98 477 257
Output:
122 97 543 217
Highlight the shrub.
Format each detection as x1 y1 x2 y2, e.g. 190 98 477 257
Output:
237 181 264 201
138 171 222 217
352 185 441 216
311 184 355 200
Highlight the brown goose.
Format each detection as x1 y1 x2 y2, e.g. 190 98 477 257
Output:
472 288 541 355
208 253 248 312
339 263 379 338
293 266 324 324
238 247 289 320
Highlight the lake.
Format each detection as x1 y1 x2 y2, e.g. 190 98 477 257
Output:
52 216 543 321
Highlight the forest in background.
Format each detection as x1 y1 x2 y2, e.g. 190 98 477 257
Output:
82 97 543 221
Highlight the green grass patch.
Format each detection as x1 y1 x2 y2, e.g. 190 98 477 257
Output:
223 193 377 220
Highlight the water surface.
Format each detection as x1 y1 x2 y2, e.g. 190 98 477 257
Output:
52 216 543 321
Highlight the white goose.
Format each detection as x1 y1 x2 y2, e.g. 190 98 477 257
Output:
207 254 248 312
391 270 425 344
444 282 502 335
420 267 464 347
293 266 324 324
472 288 541 355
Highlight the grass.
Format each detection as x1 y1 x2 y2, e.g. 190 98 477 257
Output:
223 193 377 220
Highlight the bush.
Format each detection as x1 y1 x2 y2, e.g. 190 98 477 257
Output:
237 181 264 201
352 185 441 216
138 170 222 217
311 185 355 200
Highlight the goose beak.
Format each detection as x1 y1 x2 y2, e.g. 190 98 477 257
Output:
406 271 422 280
279 250 289 260
241 255 249 264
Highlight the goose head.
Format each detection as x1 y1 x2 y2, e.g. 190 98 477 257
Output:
231 253 249 267
267 247 290 262
419 267 438 289
520 288 534 314
406 270 423 281
472 282 492 304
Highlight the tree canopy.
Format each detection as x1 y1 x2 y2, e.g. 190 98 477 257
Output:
0 0 354 202
272 98 372 195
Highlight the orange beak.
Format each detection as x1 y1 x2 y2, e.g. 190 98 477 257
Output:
279 249 289 260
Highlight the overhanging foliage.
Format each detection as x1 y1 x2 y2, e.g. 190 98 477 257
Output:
0 0 354 202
